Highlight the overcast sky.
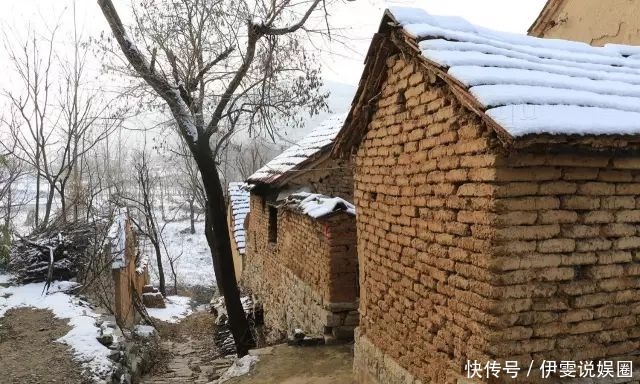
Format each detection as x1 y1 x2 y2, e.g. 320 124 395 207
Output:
0 0 547 143
0 0 547 86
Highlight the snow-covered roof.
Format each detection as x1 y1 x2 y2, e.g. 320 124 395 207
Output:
228 182 250 255
387 7 640 138
247 114 346 185
107 212 128 269
284 192 355 219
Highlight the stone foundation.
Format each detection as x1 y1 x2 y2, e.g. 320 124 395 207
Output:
354 328 422 384
257 265 358 338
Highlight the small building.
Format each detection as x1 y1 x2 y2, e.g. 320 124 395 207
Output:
529 0 640 45
243 115 359 340
333 7 640 383
227 182 250 281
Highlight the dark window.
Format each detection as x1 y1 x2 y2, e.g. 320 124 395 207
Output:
268 206 278 244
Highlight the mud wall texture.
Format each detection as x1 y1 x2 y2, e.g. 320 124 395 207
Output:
243 194 358 338
353 53 640 383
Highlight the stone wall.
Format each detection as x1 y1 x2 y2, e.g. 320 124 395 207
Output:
243 194 358 338
352 53 640 383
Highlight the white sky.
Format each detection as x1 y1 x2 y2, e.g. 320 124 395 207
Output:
0 0 547 87
0 0 547 144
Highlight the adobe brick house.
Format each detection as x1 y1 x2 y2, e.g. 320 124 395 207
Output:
243 115 359 339
332 7 640 384
529 0 640 45
227 182 250 281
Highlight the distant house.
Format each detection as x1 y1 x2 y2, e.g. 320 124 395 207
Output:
333 7 640 383
243 115 359 340
529 0 640 45
227 182 250 281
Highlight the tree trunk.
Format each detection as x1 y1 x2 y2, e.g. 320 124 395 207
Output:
189 199 196 234
35 173 40 228
5 185 12 229
194 141 254 356
59 183 67 223
205 202 225 296
152 238 166 296
42 184 55 227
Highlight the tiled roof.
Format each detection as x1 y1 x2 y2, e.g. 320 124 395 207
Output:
228 182 249 255
247 114 346 185
389 7 640 137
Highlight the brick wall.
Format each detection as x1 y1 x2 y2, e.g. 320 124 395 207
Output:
243 194 358 338
489 153 640 366
284 157 354 201
352 53 640 384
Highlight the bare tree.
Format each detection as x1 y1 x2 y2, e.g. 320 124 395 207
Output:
98 0 330 356
0 155 25 230
2 19 125 228
116 149 167 296
230 140 277 181
1 27 58 228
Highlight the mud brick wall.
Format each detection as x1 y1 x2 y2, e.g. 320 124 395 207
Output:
243 194 358 337
284 157 354 201
352 53 640 384
490 153 640 366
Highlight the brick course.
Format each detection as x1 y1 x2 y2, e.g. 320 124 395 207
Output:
353 54 640 383
243 194 358 338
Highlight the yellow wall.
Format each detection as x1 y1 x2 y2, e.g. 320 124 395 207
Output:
530 0 640 46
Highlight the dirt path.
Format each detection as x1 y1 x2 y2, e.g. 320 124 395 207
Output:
0 308 90 384
141 311 233 383
226 344 355 384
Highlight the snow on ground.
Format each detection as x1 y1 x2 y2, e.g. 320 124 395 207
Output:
0 273 12 284
146 219 216 289
146 295 193 323
0 274 113 382
218 355 260 383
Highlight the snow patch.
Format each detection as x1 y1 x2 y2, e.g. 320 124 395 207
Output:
133 324 157 338
285 192 355 218
148 219 215 288
218 354 259 383
248 114 346 184
107 212 128 270
0 273 13 284
0 275 113 382
146 295 192 323
388 7 640 137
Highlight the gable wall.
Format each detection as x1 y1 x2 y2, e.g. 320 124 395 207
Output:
530 0 640 45
353 51 640 383
283 157 354 202
352 53 505 383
